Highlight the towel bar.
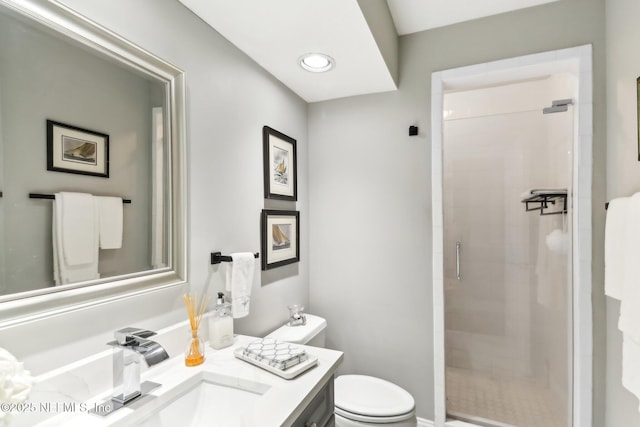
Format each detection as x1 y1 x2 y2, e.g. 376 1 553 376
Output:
29 193 132 203
211 251 259 265
521 189 567 215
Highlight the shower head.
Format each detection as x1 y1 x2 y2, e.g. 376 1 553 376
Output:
543 105 568 114
543 99 574 114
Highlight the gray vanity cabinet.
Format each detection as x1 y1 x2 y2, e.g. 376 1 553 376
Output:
292 375 335 427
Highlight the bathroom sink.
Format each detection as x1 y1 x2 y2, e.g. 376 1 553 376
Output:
118 371 270 427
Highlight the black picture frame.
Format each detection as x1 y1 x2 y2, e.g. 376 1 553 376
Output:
47 120 109 178
263 126 297 201
261 209 300 270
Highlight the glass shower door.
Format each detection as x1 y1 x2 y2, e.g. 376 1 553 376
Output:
442 105 572 427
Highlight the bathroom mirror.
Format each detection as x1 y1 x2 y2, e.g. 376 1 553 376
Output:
0 0 187 326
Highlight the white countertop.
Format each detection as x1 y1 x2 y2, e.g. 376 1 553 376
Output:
12 334 343 427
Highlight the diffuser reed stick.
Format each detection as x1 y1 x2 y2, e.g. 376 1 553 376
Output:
182 292 211 366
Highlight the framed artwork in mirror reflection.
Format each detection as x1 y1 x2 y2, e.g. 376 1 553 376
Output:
263 126 297 201
47 119 109 178
261 209 299 270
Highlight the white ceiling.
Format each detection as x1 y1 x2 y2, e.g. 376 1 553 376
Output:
178 0 560 103
387 0 559 35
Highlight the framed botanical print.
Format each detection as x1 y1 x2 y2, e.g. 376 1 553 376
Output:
261 209 299 270
263 126 297 201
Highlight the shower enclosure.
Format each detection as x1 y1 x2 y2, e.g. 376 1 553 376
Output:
442 76 574 427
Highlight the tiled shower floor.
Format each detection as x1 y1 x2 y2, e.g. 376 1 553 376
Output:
446 368 566 427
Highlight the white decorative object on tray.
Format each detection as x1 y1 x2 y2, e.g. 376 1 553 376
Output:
242 338 307 370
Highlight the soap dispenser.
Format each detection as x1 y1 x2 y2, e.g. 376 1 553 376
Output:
209 292 233 349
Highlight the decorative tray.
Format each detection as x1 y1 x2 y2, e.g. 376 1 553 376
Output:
233 346 318 379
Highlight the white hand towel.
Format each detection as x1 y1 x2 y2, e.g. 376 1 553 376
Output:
605 197 630 300
95 196 123 249
226 252 256 319
53 192 100 285
619 193 640 342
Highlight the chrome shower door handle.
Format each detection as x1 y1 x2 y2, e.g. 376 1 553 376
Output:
456 241 461 280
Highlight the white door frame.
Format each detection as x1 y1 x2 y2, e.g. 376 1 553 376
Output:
430 45 593 427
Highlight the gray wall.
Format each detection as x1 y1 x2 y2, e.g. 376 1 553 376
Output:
1 0 626 424
308 0 606 421
0 0 309 375
605 0 640 424
356 0 398 86
0 11 155 294
56 0 310 351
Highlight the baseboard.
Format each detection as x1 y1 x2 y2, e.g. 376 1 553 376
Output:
418 418 481 427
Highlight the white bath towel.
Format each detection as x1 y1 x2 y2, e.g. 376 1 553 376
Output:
609 194 640 405
545 228 569 254
622 335 640 406
52 192 100 285
605 197 630 300
619 193 640 342
59 192 96 266
225 252 256 319
535 214 566 309
95 196 123 249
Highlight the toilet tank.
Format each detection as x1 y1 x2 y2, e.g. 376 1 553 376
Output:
266 314 327 347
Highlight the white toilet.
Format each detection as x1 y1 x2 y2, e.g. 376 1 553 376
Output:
267 314 417 427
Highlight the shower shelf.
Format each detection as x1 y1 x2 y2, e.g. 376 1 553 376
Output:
521 189 567 215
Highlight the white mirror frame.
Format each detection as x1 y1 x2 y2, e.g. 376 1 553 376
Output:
0 0 187 328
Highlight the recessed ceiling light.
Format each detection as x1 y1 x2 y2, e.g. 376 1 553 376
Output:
299 53 334 73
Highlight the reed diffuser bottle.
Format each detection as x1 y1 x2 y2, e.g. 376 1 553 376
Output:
182 292 210 367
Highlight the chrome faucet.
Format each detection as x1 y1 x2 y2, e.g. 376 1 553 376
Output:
112 327 170 367
91 327 169 417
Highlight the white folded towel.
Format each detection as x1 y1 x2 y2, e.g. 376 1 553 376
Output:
95 196 123 249
225 252 256 319
605 197 630 300
619 193 640 342
53 192 100 285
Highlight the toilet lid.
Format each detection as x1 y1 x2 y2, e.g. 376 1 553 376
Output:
265 314 326 344
334 375 415 418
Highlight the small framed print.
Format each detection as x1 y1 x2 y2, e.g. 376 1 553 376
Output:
263 126 297 201
47 120 109 178
261 209 300 270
